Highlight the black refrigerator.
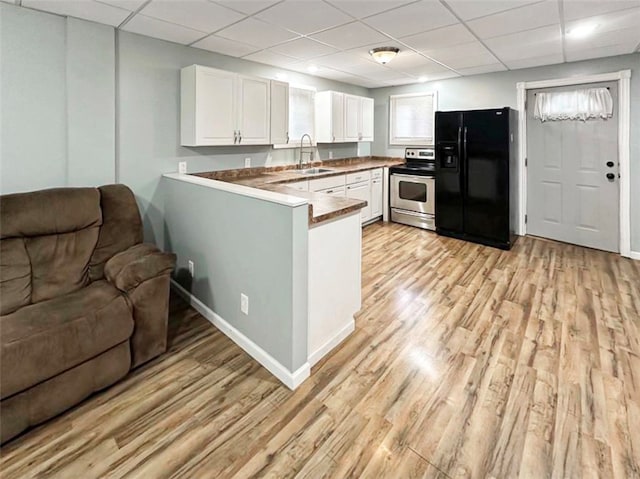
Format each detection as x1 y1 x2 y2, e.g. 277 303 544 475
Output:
435 107 518 250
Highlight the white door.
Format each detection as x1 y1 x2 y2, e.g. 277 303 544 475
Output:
196 67 236 145
527 82 619 252
361 97 374 141
344 94 361 141
237 75 270 145
371 177 382 217
270 80 289 145
346 180 371 223
331 92 345 142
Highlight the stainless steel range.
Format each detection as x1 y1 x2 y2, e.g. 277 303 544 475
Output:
389 148 436 231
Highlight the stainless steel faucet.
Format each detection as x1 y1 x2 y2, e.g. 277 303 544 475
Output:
299 133 314 169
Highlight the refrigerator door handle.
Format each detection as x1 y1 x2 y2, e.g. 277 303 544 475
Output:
457 126 463 157
463 127 468 161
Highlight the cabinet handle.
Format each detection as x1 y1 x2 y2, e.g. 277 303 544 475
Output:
286 132 289 144
238 131 242 144
332 135 335 142
234 131 238 144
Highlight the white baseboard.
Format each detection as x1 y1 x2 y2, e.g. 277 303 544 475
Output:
630 251 640 260
308 319 355 367
171 280 310 390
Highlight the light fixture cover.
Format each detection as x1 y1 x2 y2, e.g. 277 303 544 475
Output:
369 47 399 64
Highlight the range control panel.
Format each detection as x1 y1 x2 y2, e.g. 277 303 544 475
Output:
405 148 435 160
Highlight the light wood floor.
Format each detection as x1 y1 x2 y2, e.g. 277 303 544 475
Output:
1 222 639 478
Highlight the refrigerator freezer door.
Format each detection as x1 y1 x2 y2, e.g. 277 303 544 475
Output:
435 111 464 234
463 109 510 242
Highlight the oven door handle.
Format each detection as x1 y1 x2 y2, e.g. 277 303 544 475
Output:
391 174 433 181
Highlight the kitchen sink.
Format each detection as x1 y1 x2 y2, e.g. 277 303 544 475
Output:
294 167 334 175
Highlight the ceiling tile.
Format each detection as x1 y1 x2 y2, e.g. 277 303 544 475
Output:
0 0 19 4
270 37 339 59
326 0 414 19
565 42 637 62
563 1 640 21
424 41 499 70
456 63 506 75
565 7 640 36
565 25 640 51
380 51 452 76
213 1 280 15
192 34 260 57
255 0 352 35
504 53 563 69
121 13 205 44
96 0 146 11
315 51 387 75
466 0 559 39
485 24 561 62
138 1 244 34
363 1 459 38
445 0 542 21
216 17 299 48
399 24 476 50
22 0 130 26
243 50 300 67
310 21 389 50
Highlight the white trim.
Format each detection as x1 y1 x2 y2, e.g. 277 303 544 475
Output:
171 279 311 389
308 319 355 367
162 172 308 208
630 251 640 261
516 69 632 258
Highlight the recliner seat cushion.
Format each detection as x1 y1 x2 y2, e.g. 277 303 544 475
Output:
0 281 134 400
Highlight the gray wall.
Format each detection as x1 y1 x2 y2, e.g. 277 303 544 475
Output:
371 53 640 251
117 30 368 244
0 4 116 194
164 177 309 372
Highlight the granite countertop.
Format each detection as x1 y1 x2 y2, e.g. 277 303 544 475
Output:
193 156 404 225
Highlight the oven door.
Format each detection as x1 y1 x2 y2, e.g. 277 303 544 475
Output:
390 174 435 215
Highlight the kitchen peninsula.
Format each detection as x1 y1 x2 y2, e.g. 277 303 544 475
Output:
163 157 402 389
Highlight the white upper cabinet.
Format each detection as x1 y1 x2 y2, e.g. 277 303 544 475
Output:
316 91 374 143
237 75 271 145
181 65 271 146
270 80 289 145
361 97 374 142
315 91 344 143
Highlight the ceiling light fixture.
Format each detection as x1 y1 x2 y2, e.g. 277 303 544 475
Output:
307 65 319 73
369 47 400 65
567 23 599 38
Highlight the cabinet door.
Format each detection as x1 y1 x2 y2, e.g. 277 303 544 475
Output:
331 92 345 142
344 94 361 142
195 67 237 145
237 75 270 145
361 97 374 141
346 181 371 223
270 80 289 145
371 178 383 218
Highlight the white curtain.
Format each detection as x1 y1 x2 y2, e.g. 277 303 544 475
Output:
533 87 613 122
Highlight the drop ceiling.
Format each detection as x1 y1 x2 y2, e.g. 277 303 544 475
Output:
7 0 640 88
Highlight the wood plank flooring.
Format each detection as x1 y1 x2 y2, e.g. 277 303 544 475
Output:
1 222 639 478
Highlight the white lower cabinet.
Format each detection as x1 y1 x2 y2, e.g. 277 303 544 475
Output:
346 180 371 223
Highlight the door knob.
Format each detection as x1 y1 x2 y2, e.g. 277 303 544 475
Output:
606 161 615 167
606 173 615 180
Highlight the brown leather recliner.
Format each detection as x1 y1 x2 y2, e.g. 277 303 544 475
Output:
0 184 176 444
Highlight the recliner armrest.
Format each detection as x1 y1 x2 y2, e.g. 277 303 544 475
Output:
105 244 176 293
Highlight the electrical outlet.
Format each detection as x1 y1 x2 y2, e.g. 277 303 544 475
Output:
329 151 333 160
244 157 251 168
240 293 249 315
178 161 187 174
188 260 194 277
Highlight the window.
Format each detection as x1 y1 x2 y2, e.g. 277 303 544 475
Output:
389 91 437 146
287 85 315 147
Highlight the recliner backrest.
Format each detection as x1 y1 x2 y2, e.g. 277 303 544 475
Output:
0 184 143 315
